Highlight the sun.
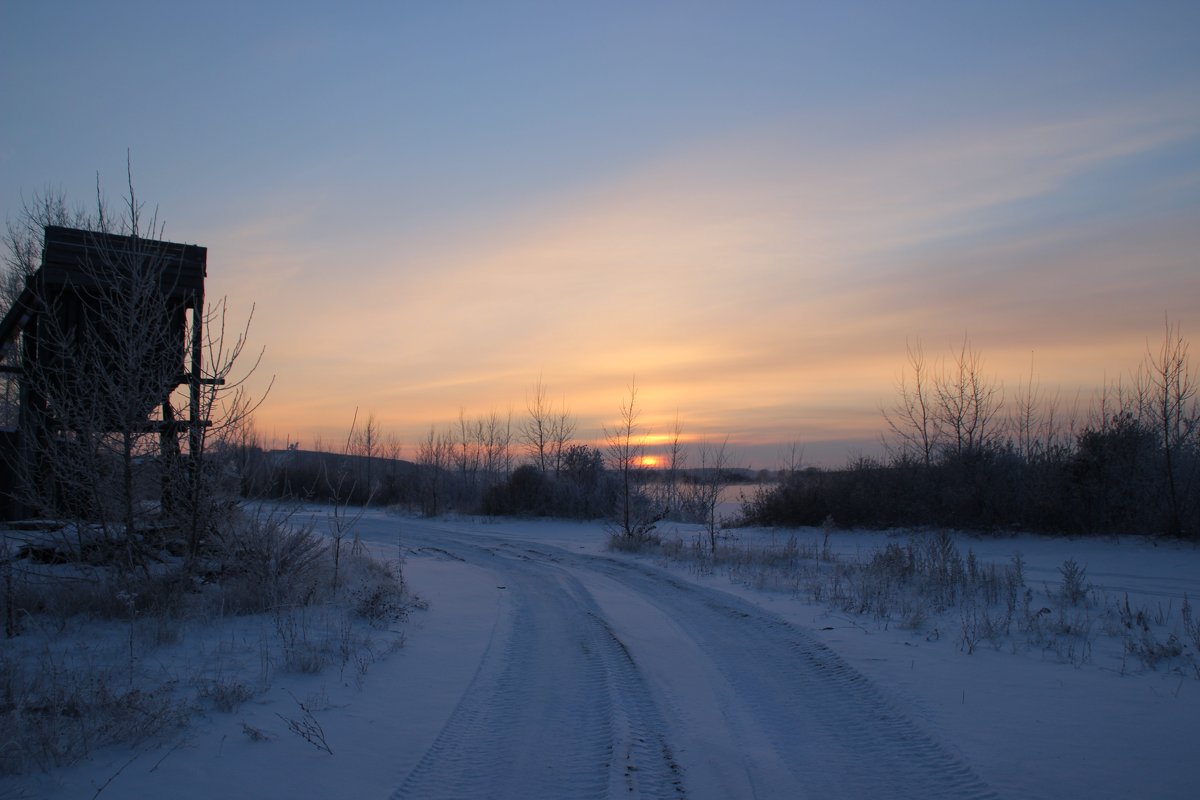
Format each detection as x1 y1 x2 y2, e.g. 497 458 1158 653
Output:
638 455 661 468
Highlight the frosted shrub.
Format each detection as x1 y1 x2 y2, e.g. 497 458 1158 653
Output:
1123 623 1185 670
1057 559 1090 606
342 554 408 625
1183 595 1200 652
658 535 686 560
0 651 188 775
200 678 256 713
214 508 329 613
606 516 664 553
921 530 965 610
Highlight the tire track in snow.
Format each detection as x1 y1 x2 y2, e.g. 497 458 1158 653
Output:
391 534 684 800
582 555 1001 800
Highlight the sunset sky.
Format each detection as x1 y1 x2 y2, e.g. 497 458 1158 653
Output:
2 2 1199 467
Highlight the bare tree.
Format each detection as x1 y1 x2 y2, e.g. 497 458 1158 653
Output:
604 378 654 540
416 424 452 516
326 410 370 588
453 408 484 495
518 376 575 475
692 437 730 554
481 408 513 485
1009 353 1065 462
2 188 91 309
549 398 576 476
519 375 553 472
175 296 269 559
350 411 382 499
660 412 686 516
934 337 1003 459
779 440 805 478
379 429 405 501
883 338 941 466
1140 318 1199 537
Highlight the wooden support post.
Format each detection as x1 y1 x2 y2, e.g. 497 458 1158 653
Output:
187 296 204 557
189 297 202 462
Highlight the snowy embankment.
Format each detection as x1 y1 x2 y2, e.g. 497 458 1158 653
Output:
7 510 1200 799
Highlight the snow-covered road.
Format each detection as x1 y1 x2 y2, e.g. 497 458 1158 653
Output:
389 521 997 799
392 530 684 799
21 512 1198 799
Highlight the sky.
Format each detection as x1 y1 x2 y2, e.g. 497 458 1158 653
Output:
2 1 1199 467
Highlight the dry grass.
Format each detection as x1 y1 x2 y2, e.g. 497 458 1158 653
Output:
0 506 411 777
646 526 1199 677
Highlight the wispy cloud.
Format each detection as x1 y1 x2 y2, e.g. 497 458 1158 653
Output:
226 90 1200 453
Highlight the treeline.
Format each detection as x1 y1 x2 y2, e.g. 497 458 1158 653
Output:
233 382 740 546
746 326 1199 539
236 326 1197 541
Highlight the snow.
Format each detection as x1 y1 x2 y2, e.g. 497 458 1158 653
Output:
5 510 1199 799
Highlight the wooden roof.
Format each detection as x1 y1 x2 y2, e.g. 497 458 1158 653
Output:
39 225 207 296
0 226 208 363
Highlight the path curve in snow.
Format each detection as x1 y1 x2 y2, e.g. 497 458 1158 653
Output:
389 522 1000 800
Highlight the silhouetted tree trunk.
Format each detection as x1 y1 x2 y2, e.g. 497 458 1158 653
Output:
1142 318 1198 537
605 379 649 539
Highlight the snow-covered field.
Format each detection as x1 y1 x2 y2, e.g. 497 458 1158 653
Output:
6 509 1200 799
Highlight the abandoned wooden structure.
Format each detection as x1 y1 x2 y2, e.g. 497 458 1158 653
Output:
0 225 208 519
